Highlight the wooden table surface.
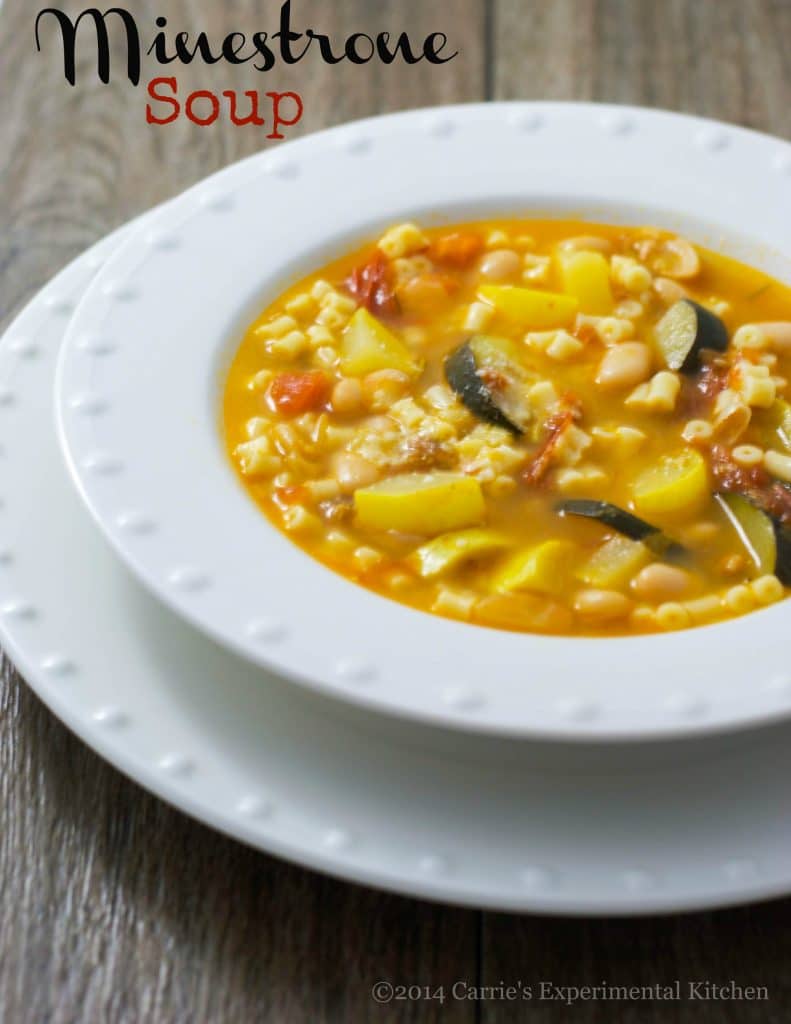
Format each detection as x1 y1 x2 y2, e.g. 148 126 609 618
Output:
1 1 790 1020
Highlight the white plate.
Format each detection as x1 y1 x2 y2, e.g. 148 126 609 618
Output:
6 220 791 914
55 103 791 740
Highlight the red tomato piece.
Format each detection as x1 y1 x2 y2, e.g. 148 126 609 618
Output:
269 371 329 415
428 232 484 268
345 248 399 317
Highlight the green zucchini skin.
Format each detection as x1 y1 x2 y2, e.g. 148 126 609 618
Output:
655 299 729 373
554 499 688 562
775 522 791 586
444 341 523 435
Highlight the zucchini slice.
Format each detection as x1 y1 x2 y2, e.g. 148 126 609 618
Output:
714 493 777 578
655 299 728 373
554 499 688 562
444 335 531 435
775 521 791 587
411 529 510 578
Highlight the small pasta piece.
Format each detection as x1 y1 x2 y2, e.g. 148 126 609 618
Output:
575 314 635 346
764 449 791 483
306 324 336 350
525 329 585 362
624 371 680 413
485 229 510 248
285 292 318 320
723 584 756 615
245 416 270 439
432 587 477 619
611 255 653 293
732 359 776 408
553 464 608 492
247 368 273 391
464 300 496 331
732 324 769 352
282 506 322 534
522 253 552 284
304 478 341 502
353 545 385 571
731 444 764 469
553 425 593 466
750 575 785 605
684 594 724 625
314 345 339 370
591 425 647 459
655 602 691 630
614 299 644 320
377 223 429 259
255 314 299 340
681 419 713 444
653 276 688 305
235 437 281 477
265 330 309 360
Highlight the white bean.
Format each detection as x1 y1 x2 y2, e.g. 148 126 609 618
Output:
573 589 633 622
332 453 380 493
331 377 363 415
478 249 522 281
631 563 694 602
755 322 791 354
595 342 653 390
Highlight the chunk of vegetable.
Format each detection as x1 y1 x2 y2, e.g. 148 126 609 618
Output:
444 335 531 434
472 592 574 633
478 285 578 329
354 472 485 535
556 250 613 315
714 493 776 578
269 371 329 415
759 399 791 453
411 529 510 578
493 539 579 596
577 534 652 589
345 248 399 317
654 299 728 373
428 232 484 267
555 499 688 562
630 449 709 519
341 307 421 377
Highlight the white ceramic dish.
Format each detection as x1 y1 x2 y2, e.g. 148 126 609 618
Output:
55 103 791 740
6 221 791 914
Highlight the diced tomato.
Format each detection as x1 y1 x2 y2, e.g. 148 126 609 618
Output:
428 232 484 268
710 444 791 524
269 371 329 416
345 248 399 317
522 397 581 486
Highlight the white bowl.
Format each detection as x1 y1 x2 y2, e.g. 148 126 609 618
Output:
55 102 791 740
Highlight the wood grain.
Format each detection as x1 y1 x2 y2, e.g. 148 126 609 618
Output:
1 0 790 1021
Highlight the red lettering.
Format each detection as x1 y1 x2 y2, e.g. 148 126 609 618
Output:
185 89 220 126
146 76 179 125
222 89 266 127
266 91 303 139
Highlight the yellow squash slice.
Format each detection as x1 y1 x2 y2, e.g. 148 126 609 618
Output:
630 449 709 519
354 472 485 535
493 539 579 596
411 529 511 578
